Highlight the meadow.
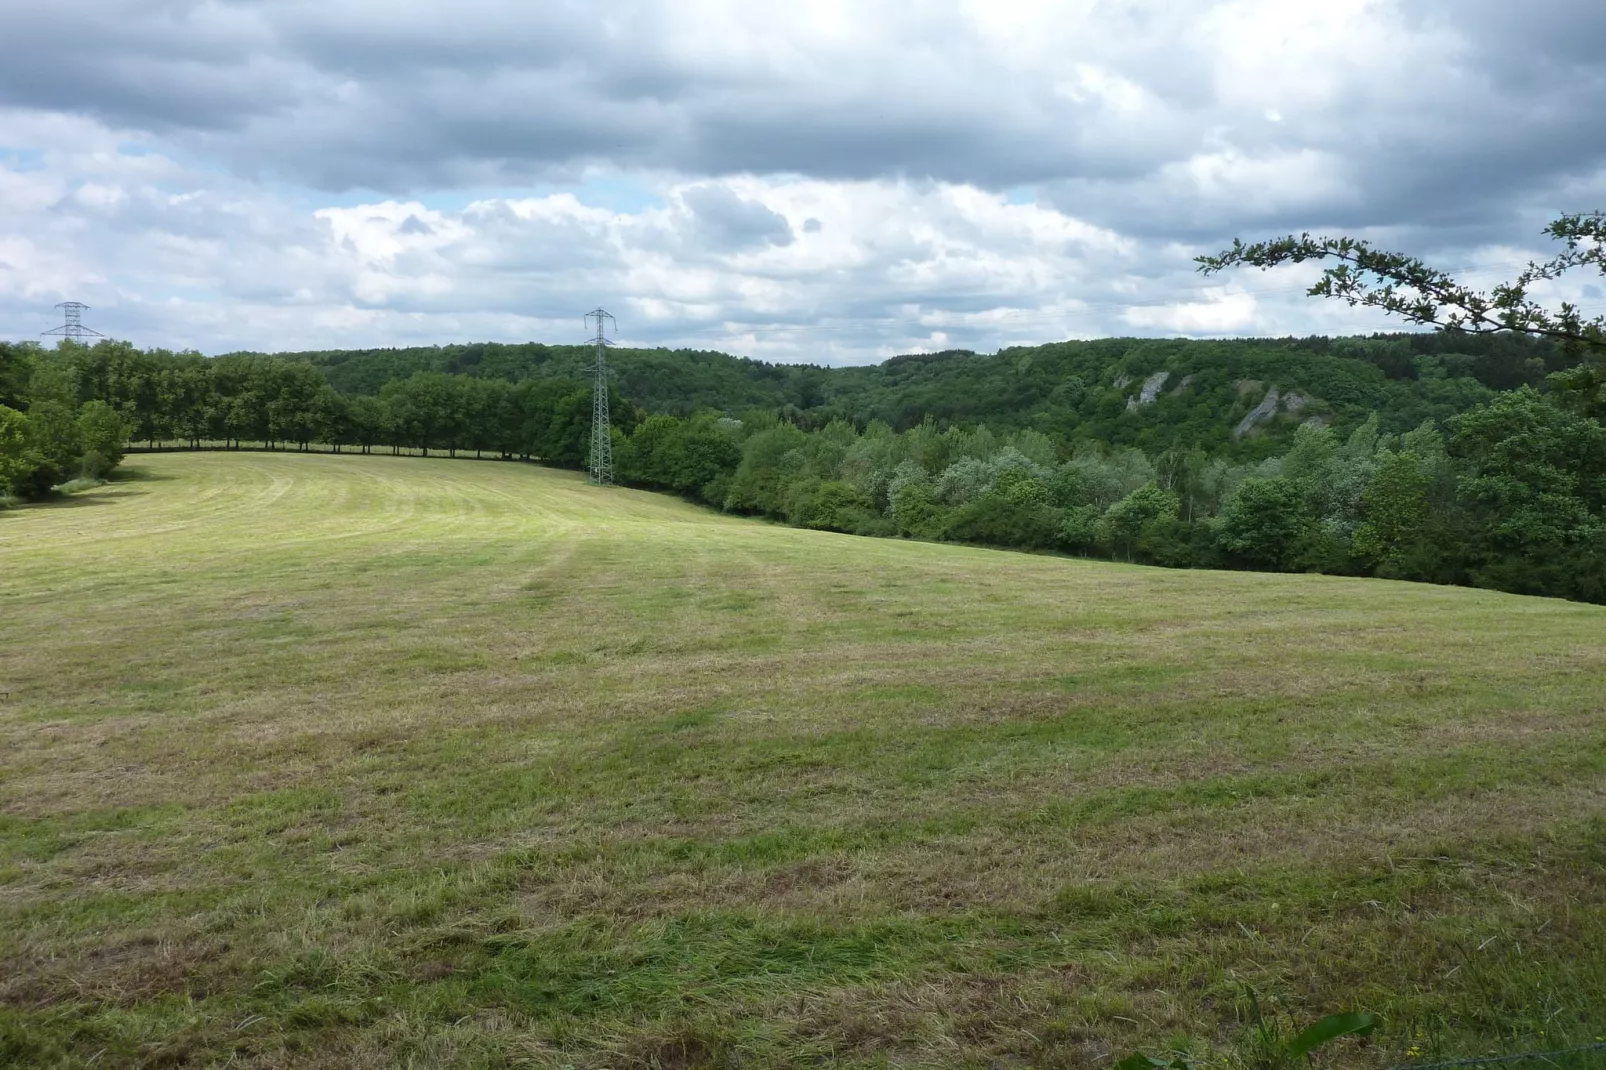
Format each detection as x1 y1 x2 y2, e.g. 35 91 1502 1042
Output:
1 452 1603 1068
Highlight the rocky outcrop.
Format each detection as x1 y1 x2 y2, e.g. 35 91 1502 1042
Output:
1138 371 1171 405
1233 386 1320 438
1234 386 1282 438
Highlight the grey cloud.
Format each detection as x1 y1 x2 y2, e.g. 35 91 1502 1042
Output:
1 0 1599 251
680 185 793 249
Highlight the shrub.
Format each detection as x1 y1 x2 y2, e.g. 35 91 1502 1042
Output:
1140 516 1212 568
1217 477 1314 570
942 494 1061 549
77 400 132 468
889 478 945 538
1097 483 1181 561
785 479 879 534
1057 504 1101 552
79 450 115 480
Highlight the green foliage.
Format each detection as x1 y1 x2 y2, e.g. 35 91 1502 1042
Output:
25 400 84 472
786 479 883 534
0 342 38 410
1447 387 1606 551
1057 504 1101 553
888 467 944 537
0 405 31 495
77 400 131 470
1549 362 1606 420
723 424 808 514
1217 478 1314 571
249 331 1558 451
1354 451 1433 571
620 414 742 498
942 493 1061 549
1283 1012 1379 1059
1097 483 1181 561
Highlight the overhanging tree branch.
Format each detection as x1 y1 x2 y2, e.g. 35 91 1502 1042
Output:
1196 212 1606 353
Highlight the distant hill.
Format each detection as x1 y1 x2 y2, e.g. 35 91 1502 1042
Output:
228 331 1566 457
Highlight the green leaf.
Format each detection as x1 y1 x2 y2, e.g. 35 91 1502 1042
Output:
1284 1012 1379 1060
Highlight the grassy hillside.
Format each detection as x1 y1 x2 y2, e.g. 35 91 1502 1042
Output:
2 453 1604 1068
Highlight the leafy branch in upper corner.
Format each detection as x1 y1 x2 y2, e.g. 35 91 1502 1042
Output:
1197 212 1606 356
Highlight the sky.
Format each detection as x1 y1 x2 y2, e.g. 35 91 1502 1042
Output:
1 0 1604 365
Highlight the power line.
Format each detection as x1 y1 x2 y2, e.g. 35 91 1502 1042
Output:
584 307 616 486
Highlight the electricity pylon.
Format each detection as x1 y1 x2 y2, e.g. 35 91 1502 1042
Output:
42 302 104 343
584 308 616 485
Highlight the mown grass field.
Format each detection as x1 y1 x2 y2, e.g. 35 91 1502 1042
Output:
1 452 1604 1069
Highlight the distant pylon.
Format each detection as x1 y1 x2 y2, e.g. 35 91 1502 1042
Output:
41 301 104 343
585 307 616 486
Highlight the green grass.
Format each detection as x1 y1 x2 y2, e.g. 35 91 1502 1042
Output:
1 452 1604 1069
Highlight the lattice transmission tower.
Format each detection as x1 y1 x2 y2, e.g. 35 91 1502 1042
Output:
585 307 616 486
41 302 104 344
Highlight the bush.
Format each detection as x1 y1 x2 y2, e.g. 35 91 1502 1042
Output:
889 478 946 538
77 400 131 468
785 479 879 534
1045 466 1092 508
0 405 30 495
1057 504 1101 553
942 494 1062 549
1471 532 1606 604
993 466 1051 506
1096 483 1181 561
1139 516 1213 568
79 450 115 480
1217 477 1314 570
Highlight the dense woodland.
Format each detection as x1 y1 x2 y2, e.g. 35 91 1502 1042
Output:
1 332 1602 603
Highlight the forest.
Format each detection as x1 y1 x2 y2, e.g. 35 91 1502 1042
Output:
1 332 1602 604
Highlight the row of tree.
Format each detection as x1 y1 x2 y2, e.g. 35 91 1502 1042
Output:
1 341 637 471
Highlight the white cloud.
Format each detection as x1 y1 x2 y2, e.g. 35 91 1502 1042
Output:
1 135 1446 361
1123 289 1258 334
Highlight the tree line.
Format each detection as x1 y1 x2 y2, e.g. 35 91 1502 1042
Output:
611 393 1605 604
0 340 636 473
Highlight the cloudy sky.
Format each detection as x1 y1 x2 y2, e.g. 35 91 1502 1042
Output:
2 0 1603 364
